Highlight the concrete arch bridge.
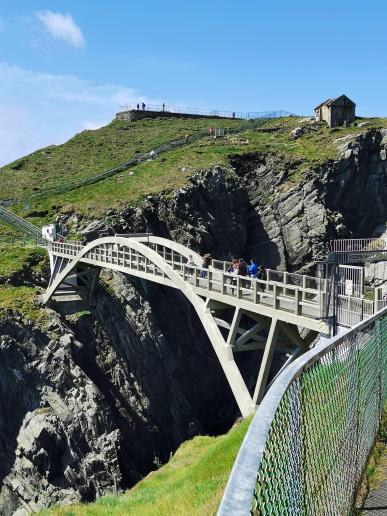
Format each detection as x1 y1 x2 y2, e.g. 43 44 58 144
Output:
44 235 331 417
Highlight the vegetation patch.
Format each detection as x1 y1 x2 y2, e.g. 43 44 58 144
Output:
354 404 387 512
0 285 49 325
40 416 251 516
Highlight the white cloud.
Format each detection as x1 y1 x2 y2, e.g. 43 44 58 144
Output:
80 120 109 131
36 11 85 48
0 62 159 166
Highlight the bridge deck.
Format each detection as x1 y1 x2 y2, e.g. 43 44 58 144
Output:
47 238 330 333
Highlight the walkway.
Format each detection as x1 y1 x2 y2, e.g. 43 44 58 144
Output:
359 447 387 514
46 236 329 333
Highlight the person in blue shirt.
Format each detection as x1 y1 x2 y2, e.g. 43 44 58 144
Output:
248 259 258 279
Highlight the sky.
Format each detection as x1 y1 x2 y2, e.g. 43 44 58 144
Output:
1 0 387 165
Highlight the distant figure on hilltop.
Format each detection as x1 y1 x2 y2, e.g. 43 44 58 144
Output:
142 102 146 110
162 102 165 111
136 103 139 110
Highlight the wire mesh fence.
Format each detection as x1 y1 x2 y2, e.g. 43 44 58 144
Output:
219 307 387 515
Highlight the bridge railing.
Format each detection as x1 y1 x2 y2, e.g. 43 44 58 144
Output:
328 238 387 253
218 306 387 515
49 241 327 323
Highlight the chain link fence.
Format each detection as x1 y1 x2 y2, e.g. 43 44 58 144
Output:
219 307 387 515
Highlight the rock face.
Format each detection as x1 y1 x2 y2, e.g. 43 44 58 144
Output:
1 128 387 513
91 128 386 274
0 272 237 514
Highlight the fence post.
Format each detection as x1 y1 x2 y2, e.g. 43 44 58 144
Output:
254 279 258 304
221 273 225 295
273 284 277 309
295 288 301 315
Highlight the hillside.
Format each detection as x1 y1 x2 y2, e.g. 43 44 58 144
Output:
2 115 386 222
1 114 387 513
40 417 251 516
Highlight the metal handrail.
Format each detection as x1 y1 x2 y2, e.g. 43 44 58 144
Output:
118 104 297 120
218 305 387 515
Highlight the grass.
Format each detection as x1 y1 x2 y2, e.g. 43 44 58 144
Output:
353 405 387 512
0 244 47 282
0 117 244 201
0 285 49 324
0 226 49 324
40 416 252 516
4 115 387 222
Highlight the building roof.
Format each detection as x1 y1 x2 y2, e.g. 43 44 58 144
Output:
314 94 356 111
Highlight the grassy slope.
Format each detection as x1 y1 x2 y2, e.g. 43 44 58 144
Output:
3 116 387 223
0 117 243 201
0 221 49 324
41 417 251 516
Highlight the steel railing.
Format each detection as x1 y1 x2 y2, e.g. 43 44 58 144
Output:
48 240 327 323
328 238 387 253
0 205 44 243
118 104 296 120
218 306 387 515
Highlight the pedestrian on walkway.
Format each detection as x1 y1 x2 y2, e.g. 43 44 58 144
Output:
237 258 247 276
137 103 140 110
142 102 146 110
248 259 258 279
162 102 166 111
200 253 211 278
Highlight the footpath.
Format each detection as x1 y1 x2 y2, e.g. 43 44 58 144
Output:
358 447 387 514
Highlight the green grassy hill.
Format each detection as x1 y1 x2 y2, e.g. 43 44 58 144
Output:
39 417 251 516
1 114 386 322
2 115 386 223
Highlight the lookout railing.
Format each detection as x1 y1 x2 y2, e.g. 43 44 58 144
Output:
118 103 296 120
218 306 387 515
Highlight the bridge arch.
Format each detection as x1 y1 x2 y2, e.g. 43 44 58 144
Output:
44 236 255 416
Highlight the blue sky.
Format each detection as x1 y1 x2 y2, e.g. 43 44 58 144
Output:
1 1 386 164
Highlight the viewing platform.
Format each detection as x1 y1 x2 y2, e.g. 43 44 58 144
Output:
116 103 295 122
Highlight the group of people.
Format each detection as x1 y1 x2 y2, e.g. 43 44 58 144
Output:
196 254 266 282
227 257 266 280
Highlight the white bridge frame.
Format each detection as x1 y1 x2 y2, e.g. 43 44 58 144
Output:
44 236 329 416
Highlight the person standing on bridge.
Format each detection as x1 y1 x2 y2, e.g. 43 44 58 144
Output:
200 253 211 278
237 258 247 276
248 259 258 279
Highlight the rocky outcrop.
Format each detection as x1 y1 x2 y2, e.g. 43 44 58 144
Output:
79 129 387 274
0 270 239 514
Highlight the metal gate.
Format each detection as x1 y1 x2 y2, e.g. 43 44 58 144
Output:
338 264 364 297
337 265 365 327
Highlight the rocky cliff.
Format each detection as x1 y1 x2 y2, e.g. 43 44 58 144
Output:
1 128 387 514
